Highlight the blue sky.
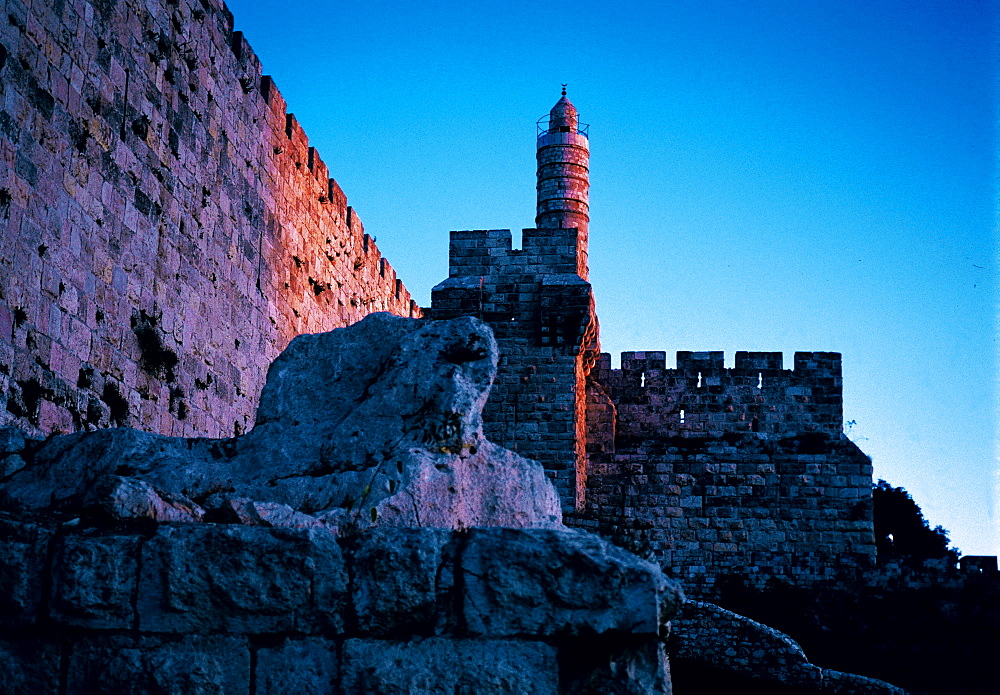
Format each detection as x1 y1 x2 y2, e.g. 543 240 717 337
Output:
225 0 997 555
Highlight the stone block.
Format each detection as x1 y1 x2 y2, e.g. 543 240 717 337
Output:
0 639 61 694
138 525 346 634
341 638 558 694
462 528 680 637
351 527 454 636
50 533 138 628
66 635 250 694
561 638 672 695
255 638 338 695
0 518 52 626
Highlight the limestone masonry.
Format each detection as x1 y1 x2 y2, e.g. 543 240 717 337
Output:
0 0 416 442
0 0 877 597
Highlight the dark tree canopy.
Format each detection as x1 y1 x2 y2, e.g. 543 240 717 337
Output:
872 479 959 562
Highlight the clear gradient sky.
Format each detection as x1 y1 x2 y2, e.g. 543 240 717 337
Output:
224 0 997 555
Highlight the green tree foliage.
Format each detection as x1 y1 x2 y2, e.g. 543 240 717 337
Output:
872 479 959 563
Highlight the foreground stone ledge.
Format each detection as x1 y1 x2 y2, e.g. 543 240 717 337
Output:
137 525 346 635
0 520 679 692
351 526 456 636
341 637 559 694
65 635 251 694
255 638 339 695
0 518 52 627
50 533 139 629
0 639 61 694
462 527 680 637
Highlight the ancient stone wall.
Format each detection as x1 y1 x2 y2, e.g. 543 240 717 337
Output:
0 521 676 693
598 350 846 439
0 0 416 440
431 228 598 512
584 350 876 597
669 601 906 694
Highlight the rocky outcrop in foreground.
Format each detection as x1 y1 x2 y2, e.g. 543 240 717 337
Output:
0 314 561 532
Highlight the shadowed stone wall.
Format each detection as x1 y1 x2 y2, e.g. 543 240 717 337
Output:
0 0 416 440
0 521 677 694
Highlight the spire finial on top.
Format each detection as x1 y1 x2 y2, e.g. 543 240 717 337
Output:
561 84 567 96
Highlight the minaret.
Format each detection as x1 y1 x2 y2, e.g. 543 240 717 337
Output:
536 87 590 279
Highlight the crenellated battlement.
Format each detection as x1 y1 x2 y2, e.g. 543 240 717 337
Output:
447 228 583 278
599 350 841 379
592 350 845 439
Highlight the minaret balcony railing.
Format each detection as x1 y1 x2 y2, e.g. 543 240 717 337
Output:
537 119 590 139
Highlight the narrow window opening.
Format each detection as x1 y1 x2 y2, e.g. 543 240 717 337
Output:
697 371 702 388
751 416 760 432
680 409 685 424
640 371 646 387
757 372 763 389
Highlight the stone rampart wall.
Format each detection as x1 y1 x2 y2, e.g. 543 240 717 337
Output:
583 350 875 597
0 0 416 440
0 520 676 693
594 350 845 439
582 431 876 597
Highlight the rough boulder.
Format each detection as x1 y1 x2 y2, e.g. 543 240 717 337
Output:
0 313 562 532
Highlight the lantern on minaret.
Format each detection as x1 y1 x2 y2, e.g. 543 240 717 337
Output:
536 86 590 279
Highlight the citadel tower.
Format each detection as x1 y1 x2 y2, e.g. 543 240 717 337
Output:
535 89 591 279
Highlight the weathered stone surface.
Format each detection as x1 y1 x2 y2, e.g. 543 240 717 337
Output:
0 429 29 480
1 315 561 532
0 518 52 626
66 635 250 694
0 640 61 694
137 525 346 634
84 475 205 523
255 638 338 695
0 454 26 479
341 638 559 694
51 534 139 628
352 527 454 635
221 498 328 529
462 527 682 637
671 600 823 688
821 669 909 694
0 428 27 457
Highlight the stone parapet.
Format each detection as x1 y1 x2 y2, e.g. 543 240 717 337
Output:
594 350 845 439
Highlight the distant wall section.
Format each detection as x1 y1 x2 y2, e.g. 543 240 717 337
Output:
584 350 876 597
0 0 417 438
